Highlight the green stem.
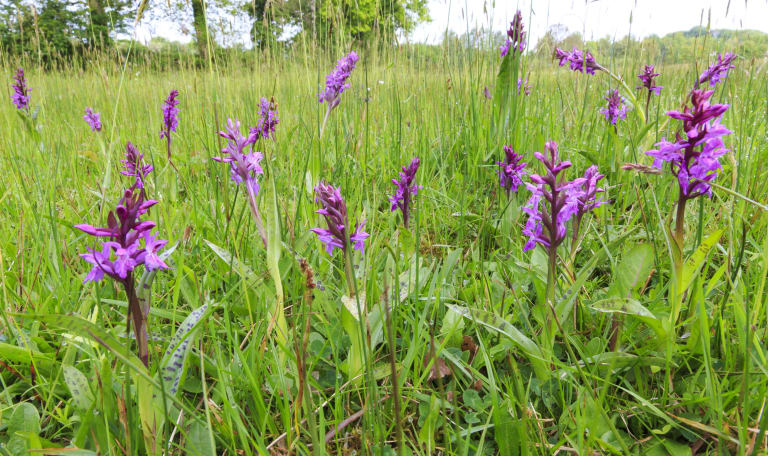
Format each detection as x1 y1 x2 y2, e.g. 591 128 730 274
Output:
246 187 268 249
670 192 688 326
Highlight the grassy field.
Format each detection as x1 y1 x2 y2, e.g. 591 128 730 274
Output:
1 38 768 455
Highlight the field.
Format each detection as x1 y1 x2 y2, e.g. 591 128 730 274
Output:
1 37 768 455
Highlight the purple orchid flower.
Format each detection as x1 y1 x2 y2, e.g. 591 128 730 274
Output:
311 181 369 255
698 53 736 88
121 142 153 189
389 157 423 228
646 89 731 199
497 145 527 196
601 89 629 125
250 97 279 140
83 107 102 132
554 48 604 75
637 65 663 95
11 68 30 110
319 51 359 109
75 175 169 367
160 89 180 161
517 78 531 96
522 141 585 251
500 10 526 58
213 118 263 197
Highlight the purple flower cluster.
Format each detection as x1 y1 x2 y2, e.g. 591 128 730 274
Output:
213 118 264 197
389 157 422 228
311 181 369 255
601 89 629 125
319 51 359 109
497 145 527 196
500 10 526 58
11 68 30 110
83 107 102 132
637 65 663 95
251 97 279 140
517 78 531 96
121 142 153 189
698 53 736 88
75 161 168 283
646 89 731 199
160 89 180 140
574 166 606 220
521 142 605 252
554 48 603 75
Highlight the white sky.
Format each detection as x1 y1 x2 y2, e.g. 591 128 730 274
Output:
412 0 768 45
135 0 768 46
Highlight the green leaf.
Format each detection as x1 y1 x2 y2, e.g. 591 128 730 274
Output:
186 420 216 456
204 239 261 285
609 244 654 298
447 304 549 381
681 229 723 293
160 303 210 395
590 298 669 342
9 402 40 435
491 52 520 137
62 365 95 410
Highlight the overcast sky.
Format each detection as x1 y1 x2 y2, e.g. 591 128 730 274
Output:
412 0 768 45
136 0 768 46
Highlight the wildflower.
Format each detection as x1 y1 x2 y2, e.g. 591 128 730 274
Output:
11 68 30 110
311 181 369 255
83 107 102 132
522 141 584 251
601 89 629 125
575 166 607 215
213 117 268 247
698 52 736 88
646 89 731 199
500 10 526 57
496 145 526 196
517 78 531 96
75 181 169 368
483 86 492 100
389 157 422 228
319 51 359 109
160 90 180 161
636 65 663 95
554 48 603 75
251 97 279 140
213 118 263 197
75 188 167 284
160 90 180 139
121 142 153 189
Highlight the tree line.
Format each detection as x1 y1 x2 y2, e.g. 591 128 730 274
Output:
0 0 429 63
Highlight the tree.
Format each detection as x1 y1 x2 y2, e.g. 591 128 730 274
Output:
190 0 209 59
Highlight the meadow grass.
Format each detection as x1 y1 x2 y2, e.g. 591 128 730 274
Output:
1 39 768 455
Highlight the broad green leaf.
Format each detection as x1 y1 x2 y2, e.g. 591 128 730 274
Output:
62 365 95 410
590 298 669 342
187 419 216 456
136 242 178 316
160 303 210 395
447 304 549 381
681 229 723 293
9 402 40 435
558 229 636 322
204 239 261 285
609 244 654 298
491 52 520 138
